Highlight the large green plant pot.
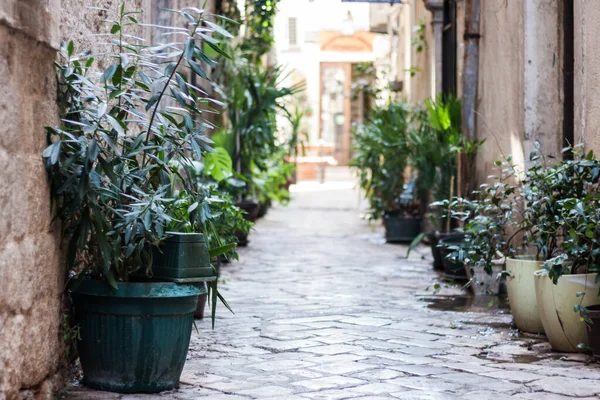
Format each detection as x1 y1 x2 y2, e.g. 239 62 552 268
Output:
505 257 545 334
534 270 600 352
72 281 201 393
384 213 421 243
151 233 214 282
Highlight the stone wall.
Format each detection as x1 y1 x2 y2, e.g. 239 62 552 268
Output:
0 1 63 398
0 1 142 398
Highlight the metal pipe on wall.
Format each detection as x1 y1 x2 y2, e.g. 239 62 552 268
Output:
461 0 480 143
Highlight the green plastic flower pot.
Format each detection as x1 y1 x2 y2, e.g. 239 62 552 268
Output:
151 232 214 282
72 280 202 393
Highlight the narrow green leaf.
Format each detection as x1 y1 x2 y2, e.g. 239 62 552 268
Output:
97 102 107 118
184 37 195 60
107 115 125 136
101 64 118 84
67 41 74 57
188 60 207 79
111 24 121 34
205 42 231 59
209 243 236 258
205 20 233 38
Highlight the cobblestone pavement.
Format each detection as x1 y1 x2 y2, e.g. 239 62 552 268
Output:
65 174 600 400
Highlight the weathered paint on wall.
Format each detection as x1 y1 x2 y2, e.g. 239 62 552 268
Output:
473 0 525 181
574 0 600 155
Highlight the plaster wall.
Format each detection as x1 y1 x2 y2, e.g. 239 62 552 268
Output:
574 0 600 154
473 0 525 181
0 1 142 398
394 0 433 103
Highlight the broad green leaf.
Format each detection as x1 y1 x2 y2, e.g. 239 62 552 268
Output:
204 147 232 182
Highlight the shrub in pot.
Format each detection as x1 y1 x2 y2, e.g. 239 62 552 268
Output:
43 7 235 392
430 157 544 331
213 47 302 244
351 101 422 242
525 150 600 351
408 96 485 267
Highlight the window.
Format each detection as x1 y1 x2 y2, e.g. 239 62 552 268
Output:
288 17 297 47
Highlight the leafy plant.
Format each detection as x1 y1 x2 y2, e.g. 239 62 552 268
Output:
214 45 302 199
43 5 233 290
350 101 416 219
522 148 600 283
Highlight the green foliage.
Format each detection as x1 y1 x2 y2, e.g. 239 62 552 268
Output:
350 101 414 219
214 45 302 199
432 157 519 278
241 0 280 59
253 150 295 205
523 148 600 283
43 6 239 321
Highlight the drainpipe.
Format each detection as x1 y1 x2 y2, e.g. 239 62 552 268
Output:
460 0 480 198
424 0 445 94
462 0 480 142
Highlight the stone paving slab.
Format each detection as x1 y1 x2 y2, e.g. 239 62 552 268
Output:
61 180 600 399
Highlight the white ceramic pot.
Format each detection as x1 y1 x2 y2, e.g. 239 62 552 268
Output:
505 257 545 333
534 270 600 352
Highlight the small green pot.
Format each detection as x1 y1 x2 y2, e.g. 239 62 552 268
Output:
152 232 214 282
72 280 201 393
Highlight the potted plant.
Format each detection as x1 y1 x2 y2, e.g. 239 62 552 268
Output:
212 47 302 244
526 149 600 351
43 7 234 392
351 101 421 242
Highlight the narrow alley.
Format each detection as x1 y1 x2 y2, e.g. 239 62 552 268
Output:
65 170 600 400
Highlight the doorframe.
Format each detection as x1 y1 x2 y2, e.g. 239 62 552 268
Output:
319 62 353 165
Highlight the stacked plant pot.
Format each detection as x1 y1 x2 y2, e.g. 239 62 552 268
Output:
73 232 216 392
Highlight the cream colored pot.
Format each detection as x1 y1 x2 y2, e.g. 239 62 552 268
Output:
534 270 600 352
505 257 545 333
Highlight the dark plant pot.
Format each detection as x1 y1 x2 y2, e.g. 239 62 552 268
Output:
257 199 271 219
194 282 208 319
151 232 214 282
439 235 468 280
584 305 600 358
72 281 201 393
236 200 260 247
429 232 463 271
383 214 421 243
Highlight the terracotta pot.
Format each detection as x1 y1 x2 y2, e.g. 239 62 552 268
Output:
535 270 600 352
